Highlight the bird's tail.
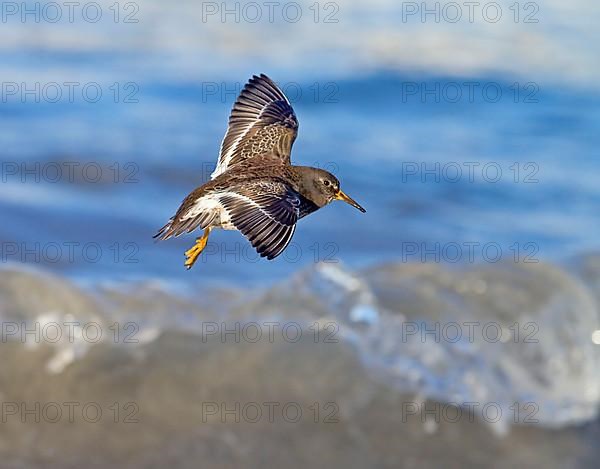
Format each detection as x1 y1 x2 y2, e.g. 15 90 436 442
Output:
154 211 216 242
153 219 175 241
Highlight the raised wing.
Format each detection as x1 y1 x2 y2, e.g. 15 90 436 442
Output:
218 181 301 259
211 74 298 179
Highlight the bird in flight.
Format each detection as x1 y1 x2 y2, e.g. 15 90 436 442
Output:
155 74 365 270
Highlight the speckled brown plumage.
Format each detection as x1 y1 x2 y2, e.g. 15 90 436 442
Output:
155 74 365 269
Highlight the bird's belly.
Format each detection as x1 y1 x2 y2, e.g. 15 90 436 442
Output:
212 200 236 230
189 193 236 230
219 216 237 230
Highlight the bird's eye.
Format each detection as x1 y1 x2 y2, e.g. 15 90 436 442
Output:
323 180 330 187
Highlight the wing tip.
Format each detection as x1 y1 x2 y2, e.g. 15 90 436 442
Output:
245 73 288 103
251 73 273 83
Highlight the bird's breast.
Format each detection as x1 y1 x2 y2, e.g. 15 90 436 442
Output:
297 193 321 219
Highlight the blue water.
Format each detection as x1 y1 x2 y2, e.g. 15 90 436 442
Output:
1 2 600 447
2 68 599 287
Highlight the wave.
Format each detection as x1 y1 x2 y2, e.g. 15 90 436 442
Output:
1 253 598 435
1 0 598 88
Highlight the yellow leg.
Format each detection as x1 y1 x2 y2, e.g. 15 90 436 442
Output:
184 228 211 270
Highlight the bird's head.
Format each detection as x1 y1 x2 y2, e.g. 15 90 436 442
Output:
300 167 366 213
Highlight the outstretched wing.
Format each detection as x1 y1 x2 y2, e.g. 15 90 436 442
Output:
218 181 301 260
211 74 298 179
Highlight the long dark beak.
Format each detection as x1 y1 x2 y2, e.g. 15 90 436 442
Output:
335 189 366 213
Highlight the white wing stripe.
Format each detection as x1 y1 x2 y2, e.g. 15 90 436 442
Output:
210 74 296 180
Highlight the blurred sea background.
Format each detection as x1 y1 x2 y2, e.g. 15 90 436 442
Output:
1 0 600 467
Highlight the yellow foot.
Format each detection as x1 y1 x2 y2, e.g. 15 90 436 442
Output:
184 229 210 270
